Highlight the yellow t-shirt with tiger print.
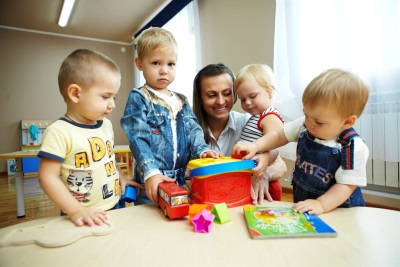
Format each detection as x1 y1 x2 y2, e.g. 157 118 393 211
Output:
38 118 120 211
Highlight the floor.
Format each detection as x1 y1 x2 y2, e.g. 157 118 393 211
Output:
0 172 294 229
0 174 59 229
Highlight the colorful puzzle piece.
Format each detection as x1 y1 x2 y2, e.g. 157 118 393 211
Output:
0 216 114 248
191 209 215 233
211 202 231 224
121 186 137 203
188 204 209 224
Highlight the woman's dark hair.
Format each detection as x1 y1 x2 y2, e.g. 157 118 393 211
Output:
192 63 236 144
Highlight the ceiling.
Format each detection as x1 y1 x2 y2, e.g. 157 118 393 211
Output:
0 0 170 44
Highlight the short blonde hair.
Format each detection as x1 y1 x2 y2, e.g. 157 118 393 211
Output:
58 49 120 100
302 68 370 118
135 27 177 60
234 64 275 99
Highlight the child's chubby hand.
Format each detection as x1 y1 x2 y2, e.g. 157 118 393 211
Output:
292 199 324 215
232 141 258 160
119 175 144 195
145 174 175 203
250 153 269 178
70 206 108 227
201 150 223 158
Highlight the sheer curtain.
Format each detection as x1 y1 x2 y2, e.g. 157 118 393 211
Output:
135 0 200 106
274 0 400 161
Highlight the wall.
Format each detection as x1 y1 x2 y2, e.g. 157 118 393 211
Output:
0 28 135 172
197 0 275 88
0 0 274 172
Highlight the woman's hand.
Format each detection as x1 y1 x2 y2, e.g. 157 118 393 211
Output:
251 175 272 205
201 150 223 158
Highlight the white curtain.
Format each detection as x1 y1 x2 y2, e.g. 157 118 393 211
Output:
136 0 200 106
274 0 400 161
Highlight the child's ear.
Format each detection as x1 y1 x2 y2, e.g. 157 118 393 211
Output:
343 115 357 129
135 57 143 71
67 84 81 103
269 85 276 98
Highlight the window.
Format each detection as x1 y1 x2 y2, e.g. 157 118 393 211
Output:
274 0 400 190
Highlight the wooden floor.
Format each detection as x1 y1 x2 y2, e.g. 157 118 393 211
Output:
0 173 59 229
0 172 293 229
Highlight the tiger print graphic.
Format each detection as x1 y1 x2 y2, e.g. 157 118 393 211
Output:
67 170 93 203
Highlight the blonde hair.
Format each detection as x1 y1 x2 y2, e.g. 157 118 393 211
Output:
135 27 178 60
58 49 120 100
234 64 276 99
302 68 370 118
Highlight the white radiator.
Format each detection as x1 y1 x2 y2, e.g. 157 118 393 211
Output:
354 99 400 191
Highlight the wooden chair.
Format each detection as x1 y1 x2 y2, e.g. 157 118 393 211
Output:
116 152 131 178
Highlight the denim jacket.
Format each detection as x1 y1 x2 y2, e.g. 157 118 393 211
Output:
120 87 210 186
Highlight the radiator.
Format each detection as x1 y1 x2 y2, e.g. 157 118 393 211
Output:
354 99 400 191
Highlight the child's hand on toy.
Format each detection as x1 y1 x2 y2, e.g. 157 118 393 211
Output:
251 176 272 205
70 206 108 227
145 174 175 203
232 141 258 160
231 150 247 159
251 153 269 178
119 175 144 195
201 150 223 158
292 199 324 215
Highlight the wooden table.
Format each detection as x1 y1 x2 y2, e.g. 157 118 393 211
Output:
0 202 399 267
0 145 131 218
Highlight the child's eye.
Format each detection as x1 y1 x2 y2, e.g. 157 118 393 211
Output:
152 61 160 65
168 63 176 67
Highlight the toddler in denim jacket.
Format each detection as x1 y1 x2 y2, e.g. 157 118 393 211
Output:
121 27 221 204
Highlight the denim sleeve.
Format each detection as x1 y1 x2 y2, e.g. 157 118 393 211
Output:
183 104 211 158
120 89 159 178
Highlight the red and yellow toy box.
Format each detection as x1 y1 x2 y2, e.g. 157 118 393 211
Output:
187 157 255 208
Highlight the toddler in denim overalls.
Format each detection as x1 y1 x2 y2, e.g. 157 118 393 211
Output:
233 68 370 214
292 125 366 207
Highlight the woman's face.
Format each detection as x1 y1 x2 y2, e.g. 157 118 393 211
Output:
200 73 234 121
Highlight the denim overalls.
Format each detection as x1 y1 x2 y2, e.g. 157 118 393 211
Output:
292 127 365 207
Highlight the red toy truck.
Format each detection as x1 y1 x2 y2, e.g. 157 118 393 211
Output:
158 182 190 219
